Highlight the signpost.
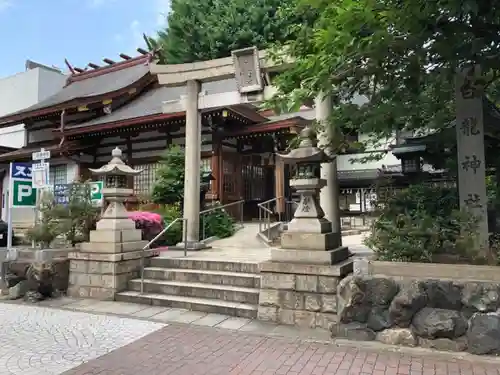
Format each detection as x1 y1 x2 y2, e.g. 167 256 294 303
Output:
6 149 51 250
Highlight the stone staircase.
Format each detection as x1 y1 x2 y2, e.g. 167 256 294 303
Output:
115 257 261 318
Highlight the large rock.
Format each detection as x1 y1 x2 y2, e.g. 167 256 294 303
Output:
412 308 468 339
331 322 376 341
467 312 500 355
461 283 500 314
376 328 417 347
337 276 399 324
424 280 462 310
366 277 399 306
367 306 392 331
389 281 428 327
8 280 28 300
337 276 371 323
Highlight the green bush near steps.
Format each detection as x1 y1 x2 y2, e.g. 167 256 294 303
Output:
152 203 236 246
364 184 484 264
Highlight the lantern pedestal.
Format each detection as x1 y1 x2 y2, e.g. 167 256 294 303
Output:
257 128 352 331
68 149 151 300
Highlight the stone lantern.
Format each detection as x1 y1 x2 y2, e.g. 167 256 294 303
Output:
89 147 142 231
67 147 149 300
275 127 348 263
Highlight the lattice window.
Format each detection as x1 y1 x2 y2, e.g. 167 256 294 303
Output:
133 163 161 198
223 159 236 194
242 164 265 200
50 165 67 185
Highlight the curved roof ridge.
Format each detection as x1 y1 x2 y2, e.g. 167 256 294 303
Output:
66 54 152 85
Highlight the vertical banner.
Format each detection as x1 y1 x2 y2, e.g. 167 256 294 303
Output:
455 66 489 249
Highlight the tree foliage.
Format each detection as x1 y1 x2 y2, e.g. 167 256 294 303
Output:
152 145 186 205
146 0 316 64
269 0 500 146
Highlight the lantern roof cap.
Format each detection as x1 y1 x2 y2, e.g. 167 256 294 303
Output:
278 126 331 164
89 147 142 176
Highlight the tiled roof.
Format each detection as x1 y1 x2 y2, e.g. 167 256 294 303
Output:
0 57 151 125
65 85 186 130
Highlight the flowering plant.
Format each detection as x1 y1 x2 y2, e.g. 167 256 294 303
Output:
128 211 164 245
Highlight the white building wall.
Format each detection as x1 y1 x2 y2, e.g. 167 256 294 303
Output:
0 66 66 148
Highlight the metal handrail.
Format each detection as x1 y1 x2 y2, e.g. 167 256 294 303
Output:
257 197 283 241
200 200 245 241
140 217 188 294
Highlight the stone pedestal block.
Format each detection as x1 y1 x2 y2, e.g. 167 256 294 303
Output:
271 246 349 265
281 232 342 252
257 260 353 330
67 249 156 300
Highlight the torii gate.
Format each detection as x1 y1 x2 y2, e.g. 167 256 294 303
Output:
149 47 341 249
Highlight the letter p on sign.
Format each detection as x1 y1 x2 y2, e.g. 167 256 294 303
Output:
12 180 36 207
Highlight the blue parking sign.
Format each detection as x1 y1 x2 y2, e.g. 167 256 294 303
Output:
11 163 32 180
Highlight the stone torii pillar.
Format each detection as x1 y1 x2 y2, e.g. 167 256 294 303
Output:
178 80 204 250
315 94 342 247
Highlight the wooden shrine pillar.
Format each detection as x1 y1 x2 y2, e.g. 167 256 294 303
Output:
275 156 285 218
211 139 223 202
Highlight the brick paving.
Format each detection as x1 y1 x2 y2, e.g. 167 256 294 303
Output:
63 324 500 375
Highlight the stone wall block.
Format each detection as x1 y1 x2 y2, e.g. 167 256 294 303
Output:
279 309 295 325
305 294 321 312
282 291 304 310
259 289 281 307
294 310 316 328
318 276 339 294
257 306 279 322
320 294 337 314
295 275 318 292
261 273 296 290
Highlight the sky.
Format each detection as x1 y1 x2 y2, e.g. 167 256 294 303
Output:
0 0 171 78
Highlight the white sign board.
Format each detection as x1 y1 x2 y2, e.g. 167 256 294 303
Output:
32 168 50 189
32 148 51 161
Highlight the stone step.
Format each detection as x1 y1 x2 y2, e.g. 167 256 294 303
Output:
149 257 259 274
144 267 260 288
115 290 258 318
128 279 260 304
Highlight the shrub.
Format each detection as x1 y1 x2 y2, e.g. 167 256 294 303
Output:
365 184 481 263
201 204 236 239
152 203 184 246
52 183 100 246
128 211 164 245
26 191 61 248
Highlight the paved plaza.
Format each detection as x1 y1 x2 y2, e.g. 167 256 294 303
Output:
0 303 165 375
0 299 499 375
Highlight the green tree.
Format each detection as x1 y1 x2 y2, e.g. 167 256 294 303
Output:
146 0 317 64
268 0 500 148
152 145 186 205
